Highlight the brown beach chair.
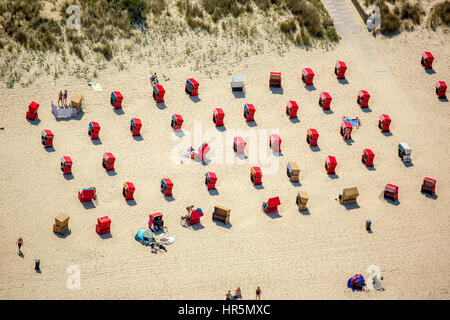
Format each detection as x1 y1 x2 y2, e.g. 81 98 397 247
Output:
339 187 359 204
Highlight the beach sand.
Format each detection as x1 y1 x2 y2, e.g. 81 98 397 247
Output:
1 10 449 299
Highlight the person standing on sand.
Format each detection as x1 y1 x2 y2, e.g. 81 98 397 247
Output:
58 90 63 107
63 90 68 106
225 291 232 300
16 237 23 254
256 286 261 300
235 287 242 299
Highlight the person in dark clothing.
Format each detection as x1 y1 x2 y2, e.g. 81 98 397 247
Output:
17 237 23 254
256 286 261 300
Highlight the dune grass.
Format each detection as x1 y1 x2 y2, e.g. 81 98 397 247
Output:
363 0 427 34
428 1 450 29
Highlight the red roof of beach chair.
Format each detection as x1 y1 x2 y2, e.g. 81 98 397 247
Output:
302 68 314 77
199 143 210 156
336 61 347 71
191 208 204 220
386 183 398 191
162 178 173 188
437 81 447 90
113 91 123 101
29 101 39 112
268 197 281 207
309 129 319 138
187 78 199 87
214 108 224 118
326 156 337 166
251 166 262 176
43 129 54 137
359 90 370 99
342 120 352 130
364 149 374 159
287 100 298 111
234 136 245 146
124 182 135 192
270 134 281 144
149 212 163 222
385 184 398 193
89 121 100 132
62 156 72 164
173 114 183 124
155 84 165 94
81 187 96 198
103 152 115 162
424 177 436 184
97 216 111 228
422 52 433 61
206 171 217 183
380 114 391 124
320 92 332 101
131 118 142 129
245 104 255 113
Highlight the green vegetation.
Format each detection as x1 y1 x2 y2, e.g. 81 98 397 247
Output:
0 0 336 61
428 1 450 29
0 0 63 51
363 0 427 34
59 0 166 59
176 0 339 42
400 1 424 25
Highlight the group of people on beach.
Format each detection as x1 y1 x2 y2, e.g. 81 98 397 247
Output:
58 90 68 107
225 287 262 300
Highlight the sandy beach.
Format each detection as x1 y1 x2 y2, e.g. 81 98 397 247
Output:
0 0 449 300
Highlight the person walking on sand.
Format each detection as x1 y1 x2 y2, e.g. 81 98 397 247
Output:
225 291 232 300
58 90 63 107
16 237 23 254
255 286 261 300
63 90 68 106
